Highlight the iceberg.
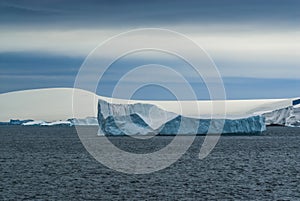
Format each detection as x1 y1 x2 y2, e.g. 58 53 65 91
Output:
68 117 98 125
22 120 72 126
97 99 266 135
9 119 33 125
0 119 34 125
262 105 300 127
20 118 98 126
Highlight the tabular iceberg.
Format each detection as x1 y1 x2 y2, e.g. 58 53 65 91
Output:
97 99 266 135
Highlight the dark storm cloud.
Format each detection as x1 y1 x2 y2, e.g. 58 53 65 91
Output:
0 0 299 28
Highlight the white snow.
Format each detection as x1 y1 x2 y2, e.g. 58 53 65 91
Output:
22 120 45 126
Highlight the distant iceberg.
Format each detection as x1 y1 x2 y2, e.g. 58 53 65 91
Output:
22 120 72 126
0 119 33 125
10 119 33 125
19 118 98 126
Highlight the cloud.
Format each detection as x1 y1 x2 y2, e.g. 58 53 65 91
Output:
1 0 299 98
0 0 299 28
1 27 299 79
1 27 299 57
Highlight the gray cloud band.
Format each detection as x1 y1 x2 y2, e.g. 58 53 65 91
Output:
72 28 226 174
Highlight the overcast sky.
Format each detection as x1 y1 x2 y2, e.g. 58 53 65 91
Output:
0 0 299 99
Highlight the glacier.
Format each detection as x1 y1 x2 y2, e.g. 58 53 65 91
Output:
97 99 266 135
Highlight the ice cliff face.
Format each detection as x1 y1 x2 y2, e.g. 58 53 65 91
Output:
97 99 266 135
97 100 177 135
263 106 300 127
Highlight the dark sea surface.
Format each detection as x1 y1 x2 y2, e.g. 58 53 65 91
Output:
0 125 300 200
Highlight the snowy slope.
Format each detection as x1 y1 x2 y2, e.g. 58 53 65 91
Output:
0 88 98 122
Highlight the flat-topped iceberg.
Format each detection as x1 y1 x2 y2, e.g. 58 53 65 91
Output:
97 99 266 135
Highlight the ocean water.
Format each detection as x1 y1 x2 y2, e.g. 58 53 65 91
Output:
0 125 300 200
